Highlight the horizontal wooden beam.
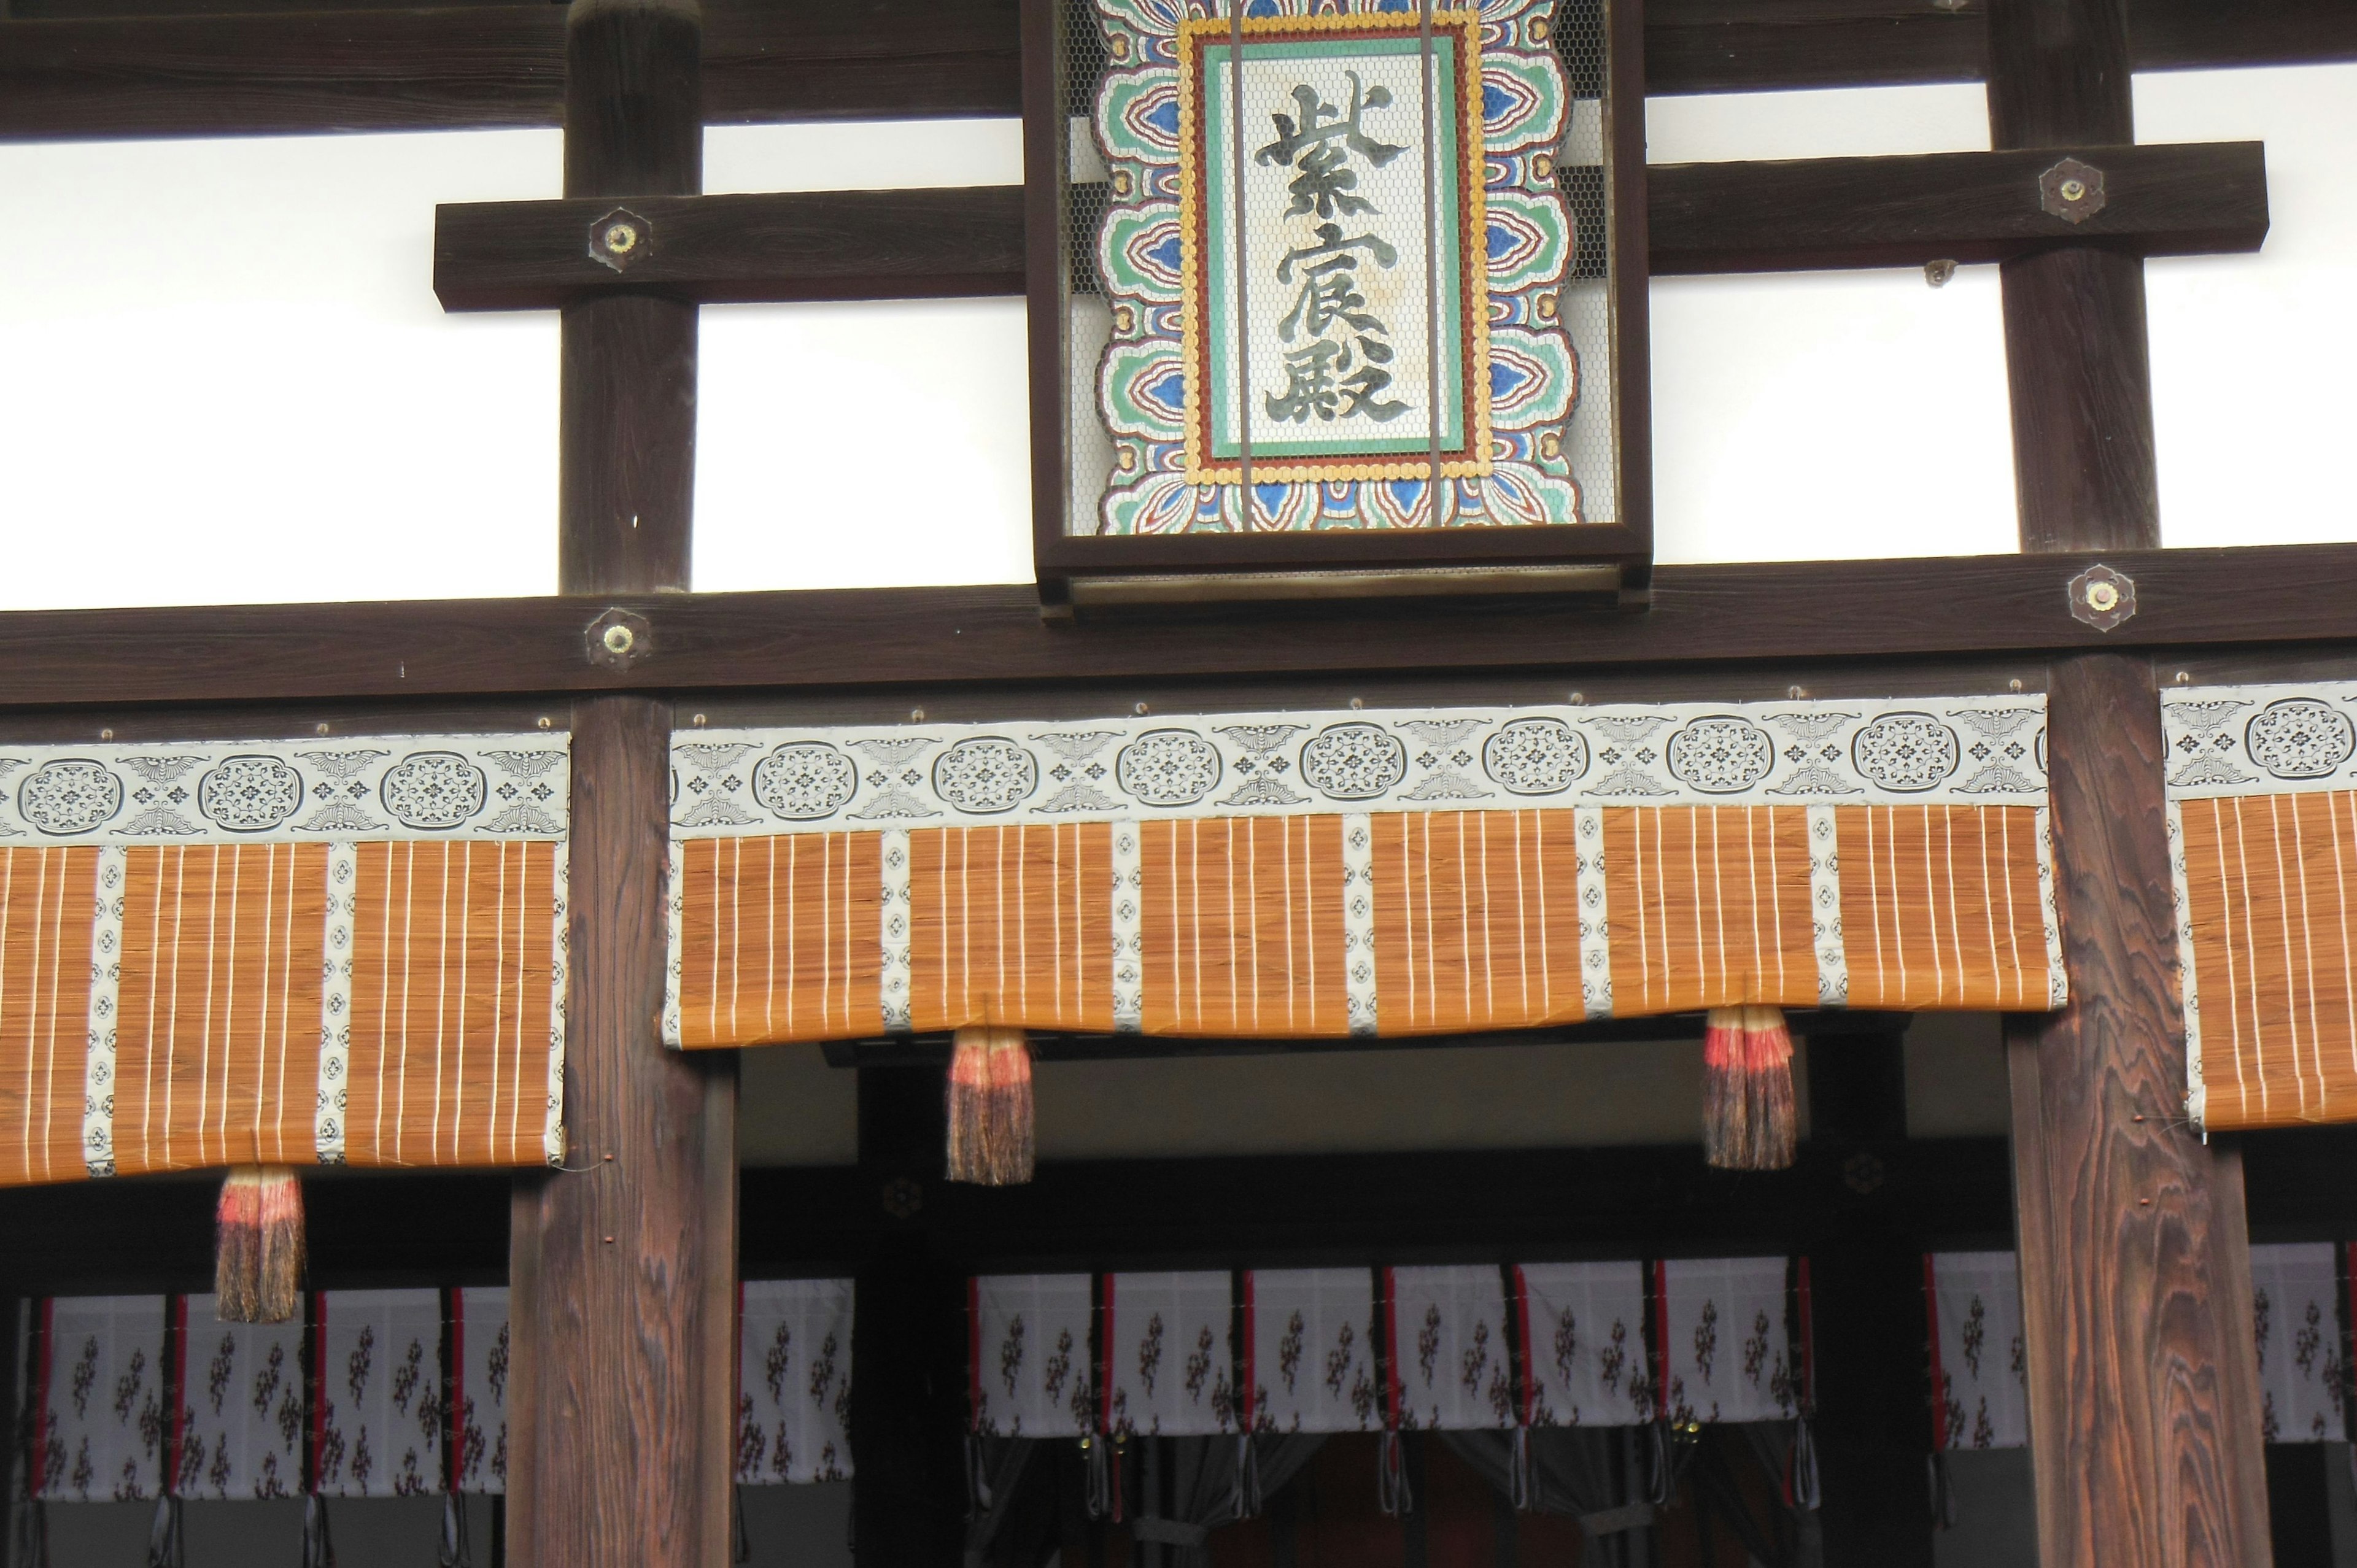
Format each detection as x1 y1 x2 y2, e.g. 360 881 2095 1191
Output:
1 0 2349 141
4 542 2357 713
430 141 2264 311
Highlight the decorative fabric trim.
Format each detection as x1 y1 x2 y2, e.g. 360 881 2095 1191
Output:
2162 682 2357 1130
666 699 2056 1047
975 1259 1803 1439
0 734 571 1189
1923 1251 2027 1451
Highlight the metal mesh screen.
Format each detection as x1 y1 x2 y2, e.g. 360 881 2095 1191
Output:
1058 0 1622 535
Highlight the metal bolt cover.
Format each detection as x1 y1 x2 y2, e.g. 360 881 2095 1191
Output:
584 606 654 669
2039 156 2107 224
2067 563 2137 631
587 206 652 272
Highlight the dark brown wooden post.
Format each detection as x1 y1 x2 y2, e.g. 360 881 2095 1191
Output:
1990 0 2269 1561
507 2 737 1564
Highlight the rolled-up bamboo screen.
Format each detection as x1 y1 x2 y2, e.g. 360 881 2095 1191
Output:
0 735 570 1187
664 697 2061 1048
2165 682 2357 1130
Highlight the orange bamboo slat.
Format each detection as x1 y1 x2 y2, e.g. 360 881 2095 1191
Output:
666 698 2061 1048
2164 686 2357 1132
0 736 570 1189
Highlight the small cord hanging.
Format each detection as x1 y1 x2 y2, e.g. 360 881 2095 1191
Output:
1231 1432 1263 1521
1376 1431 1414 1518
144 1494 183 1568
437 1492 473 1568
303 1493 336 1568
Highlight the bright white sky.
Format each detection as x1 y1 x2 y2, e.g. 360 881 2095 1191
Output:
0 65 2347 609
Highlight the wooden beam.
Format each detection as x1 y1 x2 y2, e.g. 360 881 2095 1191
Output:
5 542 2357 713
1988 0 2270 1561
505 5 737 1568
429 141 2266 311
3 0 2353 141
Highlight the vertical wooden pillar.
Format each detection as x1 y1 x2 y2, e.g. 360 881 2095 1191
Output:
1990 1 2269 1562
508 3 736 1565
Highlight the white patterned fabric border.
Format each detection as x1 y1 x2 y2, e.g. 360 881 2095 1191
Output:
969 1275 1096 1440
311 1289 444 1498
738 1278 854 1483
545 840 570 1168
452 1287 509 1494
668 697 2048 838
2162 684 2357 801
80 846 125 1178
0 735 569 845
1242 1269 1382 1434
1804 806 1848 1006
1656 1258 1804 1426
2250 1243 2348 1444
1101 1272 1237 1439
1514 1262 1651 1428
1387 1266 1515 1432
33 1295 167 1501
1925 1251 2028 1451
1571 809 1612 1020
172 1296 305 1500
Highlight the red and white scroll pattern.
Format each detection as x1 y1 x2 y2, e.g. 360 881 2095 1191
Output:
311 1290 443 1497
1514 1262 1651 1427
1102 1272 1236 1438
34 1296 166 1501
1657 1259 1802 1426
2251 1243 2347 1444
1924 1251 2027 1450
737 1278 854 1483
172 1297 304 1500
1387 1267 1514 1432
1243 1269 1380 1434
970 1275 1097 1440
452 1287 509 1494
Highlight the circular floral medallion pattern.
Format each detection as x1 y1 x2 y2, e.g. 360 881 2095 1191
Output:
1665 718 1775 794
932 737 1037 814
19 759 122 836
1115 729 1221 806
1851 712 1960 793
1300 723 1408 801
197 755 304 832
2245 698 2356 780
1482 717 1589 795
380 751 489 830
753 742 858 821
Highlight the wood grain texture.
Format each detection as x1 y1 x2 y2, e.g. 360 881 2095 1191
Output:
508 7 736 1568
1992 2 2269 1559
2 0 2351 140
7 543 2357 711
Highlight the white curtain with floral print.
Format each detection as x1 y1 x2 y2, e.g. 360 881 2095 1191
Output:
737 1278 854 1483
452 1287 509 1494
2250 1242 2348 1444
1102 1273 1237 1439
1925 1250 2027 1450
1243 1269 1380 1434
1657 1259 1802 1426
33 1296 167 1502
1387 1267 1515 1432
1514 1263 1651 1428
173 1298 304 1500
971 1275 1096 1440
312 1289 444 1498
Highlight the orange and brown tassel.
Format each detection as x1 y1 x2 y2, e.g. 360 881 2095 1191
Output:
1702 1006 1797 1171
215 1166 306 1323
946 1025 1035 1186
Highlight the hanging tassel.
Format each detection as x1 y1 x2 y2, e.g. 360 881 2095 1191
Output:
1702 1006 1797 1171
438 1492 473 1568
303 1494 336 1568
1376 1431 1414 1518
1231 1432 1263 1521
945 1026 1035 1186
215 1166 305 1323
145 1494 184 1568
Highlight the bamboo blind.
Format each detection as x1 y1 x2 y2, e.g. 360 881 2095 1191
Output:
2166 684 2357 1129
0 736 568 1188
666 698 2061 1048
